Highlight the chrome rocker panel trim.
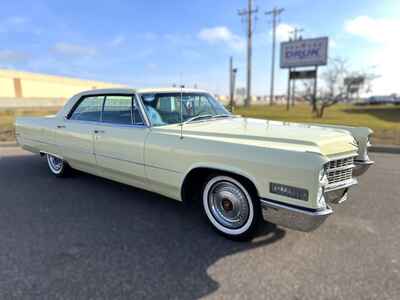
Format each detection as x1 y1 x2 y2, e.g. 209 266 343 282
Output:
353 159 374 177
260 199 333 232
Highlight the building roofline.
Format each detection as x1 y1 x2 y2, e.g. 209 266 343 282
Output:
0 68 125 87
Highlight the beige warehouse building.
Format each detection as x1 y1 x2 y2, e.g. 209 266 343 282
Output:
0 69 124 100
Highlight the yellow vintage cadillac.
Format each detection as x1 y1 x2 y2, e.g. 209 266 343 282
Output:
16 88 374 240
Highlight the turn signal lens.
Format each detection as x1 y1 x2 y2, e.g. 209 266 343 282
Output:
317 186 327 208
319 167 329 187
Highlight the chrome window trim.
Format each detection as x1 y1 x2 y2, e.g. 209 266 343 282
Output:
100 95 106 122
66 94 105 122
64 118 149 129
135 93 151 127
63 92 150 128
131 96 135 125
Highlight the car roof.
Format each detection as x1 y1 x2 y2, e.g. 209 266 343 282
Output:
137 87 210 94
75 88 136 97
75 87 211 97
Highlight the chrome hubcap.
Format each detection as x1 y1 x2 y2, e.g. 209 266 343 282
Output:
49 155 63 171
208 181 250 229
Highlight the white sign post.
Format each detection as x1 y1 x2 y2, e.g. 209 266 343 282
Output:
280 37 328 69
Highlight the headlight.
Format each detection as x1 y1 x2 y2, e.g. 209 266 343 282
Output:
361 135 372 160
316 185 327 208
317 166 328 208
319 166 329 187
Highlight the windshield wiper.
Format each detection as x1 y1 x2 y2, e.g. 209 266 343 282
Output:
183 114 234 124
211 114 233 119
183 114 213 124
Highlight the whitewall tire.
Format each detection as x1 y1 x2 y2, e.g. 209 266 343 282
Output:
46 154 69 177
202 175 260 240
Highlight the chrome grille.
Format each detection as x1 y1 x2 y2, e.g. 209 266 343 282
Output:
327 156 355 185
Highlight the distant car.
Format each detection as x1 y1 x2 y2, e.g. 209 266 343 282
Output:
16 88 374 240
364 96 396 105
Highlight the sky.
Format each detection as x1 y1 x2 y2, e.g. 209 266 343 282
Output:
0 0 399 96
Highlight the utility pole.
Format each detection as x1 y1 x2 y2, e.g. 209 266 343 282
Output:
229 57 238 111
290 27 304 107
239 0 258 107
265 7 284 106
229 56 233 105
291 27 304 40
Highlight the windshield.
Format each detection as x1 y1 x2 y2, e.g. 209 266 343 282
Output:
140 92 231 126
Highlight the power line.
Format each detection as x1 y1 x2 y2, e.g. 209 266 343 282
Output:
238 0 258 107
265 7 284 106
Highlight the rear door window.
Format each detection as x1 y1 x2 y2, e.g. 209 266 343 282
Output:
102 95 133 125
69 96 104 122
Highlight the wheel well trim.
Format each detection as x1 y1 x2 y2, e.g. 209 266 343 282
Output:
180 163 260 201
39 151 64 160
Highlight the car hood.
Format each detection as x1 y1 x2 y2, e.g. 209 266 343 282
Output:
178 117 358 157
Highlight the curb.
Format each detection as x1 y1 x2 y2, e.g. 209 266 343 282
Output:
0 141 18 148
369 145 400 155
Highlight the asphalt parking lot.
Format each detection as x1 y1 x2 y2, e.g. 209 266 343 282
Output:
0 147 399 300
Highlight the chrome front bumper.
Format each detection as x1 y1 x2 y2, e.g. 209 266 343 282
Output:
353 159 374 177
261 158 371 232
260 199 333 232
325 178 357 204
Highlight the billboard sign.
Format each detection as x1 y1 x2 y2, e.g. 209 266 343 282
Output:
280 37 329 68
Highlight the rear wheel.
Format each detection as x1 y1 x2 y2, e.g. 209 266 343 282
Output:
202 175 260 240
46 154 69 177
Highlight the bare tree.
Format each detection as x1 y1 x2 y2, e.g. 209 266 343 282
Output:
344 71 379 100
302 58 376 118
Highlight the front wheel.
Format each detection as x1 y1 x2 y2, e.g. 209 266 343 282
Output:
202 175 261 240
46 154 69 177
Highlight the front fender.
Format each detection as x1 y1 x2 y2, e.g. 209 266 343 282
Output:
181 148 328 211
312 124 373 161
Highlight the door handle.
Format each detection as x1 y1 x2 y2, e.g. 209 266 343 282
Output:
57 125 66 129
94 130 105 134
